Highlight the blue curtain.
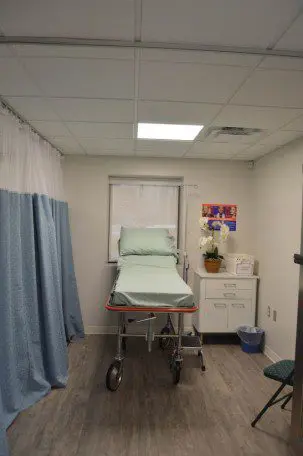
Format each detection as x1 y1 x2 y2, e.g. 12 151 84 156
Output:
0 190 84 455
0 392 8 456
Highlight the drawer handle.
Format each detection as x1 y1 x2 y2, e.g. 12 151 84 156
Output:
232 303 245 308
223 292 236 297
214 303 227 308
224 283 237 288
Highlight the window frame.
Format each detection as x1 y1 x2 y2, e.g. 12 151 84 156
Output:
107 177 182 263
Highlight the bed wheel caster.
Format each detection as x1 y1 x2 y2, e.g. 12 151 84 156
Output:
159 326 171 350
106 360 123 391
198 350 206 372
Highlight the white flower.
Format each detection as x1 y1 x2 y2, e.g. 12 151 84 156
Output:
220 223 230 241
199 235 213 249
199 217 209 230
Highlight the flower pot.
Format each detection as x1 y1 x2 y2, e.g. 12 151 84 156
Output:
204 258 222 273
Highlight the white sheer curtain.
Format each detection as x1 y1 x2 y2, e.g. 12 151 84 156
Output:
0 107 64 200
109 179 180 260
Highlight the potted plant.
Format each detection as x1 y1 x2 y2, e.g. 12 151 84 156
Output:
199 217 229 273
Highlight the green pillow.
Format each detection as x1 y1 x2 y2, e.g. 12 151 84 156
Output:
119 227 177 257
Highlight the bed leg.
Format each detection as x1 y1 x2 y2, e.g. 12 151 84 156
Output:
106 312 125 392
115 312 125 362
147 317 154 353
170 312 184 385
177 313 184 360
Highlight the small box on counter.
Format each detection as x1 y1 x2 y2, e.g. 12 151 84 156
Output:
224 253 254 276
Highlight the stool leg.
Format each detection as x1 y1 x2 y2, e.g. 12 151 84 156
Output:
281 393 292 409
251 383 287 427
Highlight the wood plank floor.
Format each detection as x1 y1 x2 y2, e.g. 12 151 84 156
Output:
7 335 294 456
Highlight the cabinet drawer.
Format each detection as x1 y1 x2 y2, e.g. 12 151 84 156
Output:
206 279 253 291
205 287 253 300
205 280 253 299
228 300 254 331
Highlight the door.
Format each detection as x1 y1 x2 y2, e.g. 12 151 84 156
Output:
292 253 303 452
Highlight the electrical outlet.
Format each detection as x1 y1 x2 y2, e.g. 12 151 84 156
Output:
267 306 271 317
273 310 277 322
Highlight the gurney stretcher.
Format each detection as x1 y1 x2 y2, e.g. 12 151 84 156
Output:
105 300 205 391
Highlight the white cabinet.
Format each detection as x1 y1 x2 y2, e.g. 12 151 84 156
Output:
193 270 258 334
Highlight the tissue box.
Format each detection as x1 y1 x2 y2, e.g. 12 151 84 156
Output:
224 254 254 276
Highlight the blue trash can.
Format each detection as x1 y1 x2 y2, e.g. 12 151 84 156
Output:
237 326 264 353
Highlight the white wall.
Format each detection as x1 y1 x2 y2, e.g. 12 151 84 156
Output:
253 138 303 361
63 156 254 333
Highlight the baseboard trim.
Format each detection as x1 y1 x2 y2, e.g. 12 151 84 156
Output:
263 345 282 363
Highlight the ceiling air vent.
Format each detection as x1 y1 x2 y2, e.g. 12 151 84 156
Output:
205 126 263 139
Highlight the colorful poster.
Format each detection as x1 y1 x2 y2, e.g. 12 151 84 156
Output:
202 203 237 231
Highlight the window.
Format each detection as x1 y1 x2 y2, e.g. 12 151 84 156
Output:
108 177 181 261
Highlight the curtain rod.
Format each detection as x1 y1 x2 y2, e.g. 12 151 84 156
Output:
0 96 63 156
1 36 303 59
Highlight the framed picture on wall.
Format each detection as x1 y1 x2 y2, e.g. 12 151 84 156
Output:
202 203 237 231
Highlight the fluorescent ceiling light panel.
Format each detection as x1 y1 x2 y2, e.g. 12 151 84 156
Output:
137 123 203 141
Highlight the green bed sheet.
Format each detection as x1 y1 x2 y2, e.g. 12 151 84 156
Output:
110 255 194 308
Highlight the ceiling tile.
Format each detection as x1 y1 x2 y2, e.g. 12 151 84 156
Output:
282 114 303 131
140 49 261 67
48 98 134 123
49 136 85 154
66 122 134 138
137 101 222 125
5 97 60 121
86 149 135 156
256 130 303 146
233 143 276 159
21 58 134 99
232 153 264 160
78 138 134 151
188 141 246 156
210 105 303 130
260 56 303 71
231 69 303 108
31 121 72 137
135 140 190 155
0 0 135 40
186 153 234 160
199 130 266 144
136 149 185 157
274 14 303 51
0 58 42 96
12 45 135 60
87 148 135 157
141 0 300 48
139 61 250 103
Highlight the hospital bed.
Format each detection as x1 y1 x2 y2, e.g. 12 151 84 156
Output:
105 227 205 391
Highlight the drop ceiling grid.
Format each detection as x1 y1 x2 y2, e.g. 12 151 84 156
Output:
0 0 136 40
183 53 267 159
141 0 302 48
0 1 303 159
1 45 303 158
6 45 137 156
274 14 303 51
9 47 89 155
1 0 303 51
209 63 303 159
